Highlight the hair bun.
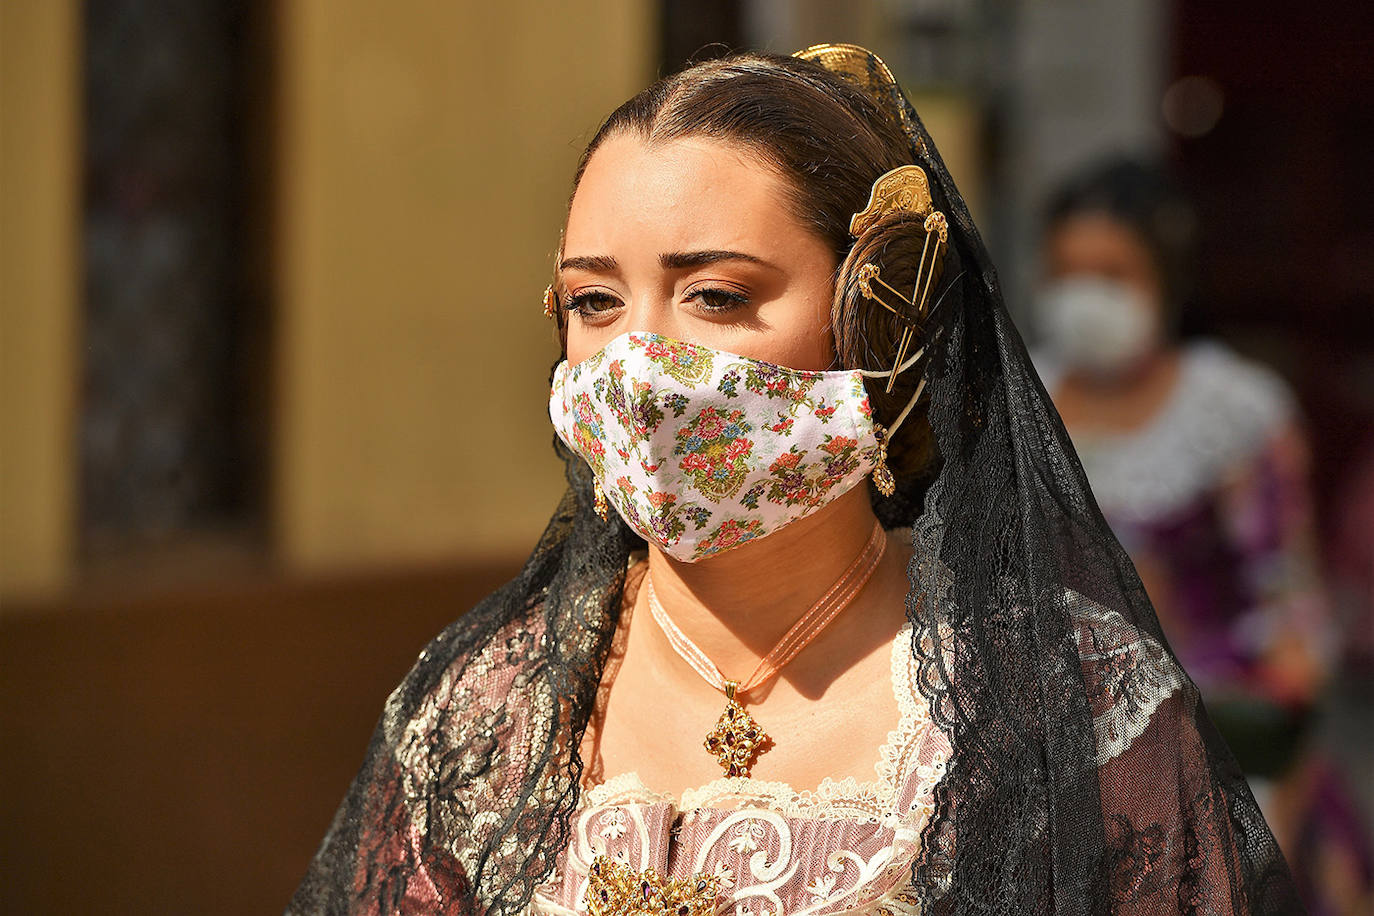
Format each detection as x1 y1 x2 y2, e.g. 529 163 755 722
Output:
832 206 962 485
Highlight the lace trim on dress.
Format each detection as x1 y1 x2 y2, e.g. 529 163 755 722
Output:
581 619 946 830
1067 588 1188 766
530 618 949 916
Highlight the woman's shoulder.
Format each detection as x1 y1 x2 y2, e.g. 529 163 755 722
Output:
1063 586 1189 765
1179 338 1296 432
372 597 554 756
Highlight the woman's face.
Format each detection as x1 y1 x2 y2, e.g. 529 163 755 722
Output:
1042 212 1164 311
560 133 839 369
1038 212 1169 376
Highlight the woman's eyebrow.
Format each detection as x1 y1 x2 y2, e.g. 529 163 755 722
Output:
560 250 776 273
659 249 770 270
559 254 618 273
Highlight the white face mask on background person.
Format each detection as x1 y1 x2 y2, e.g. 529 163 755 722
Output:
1036 275 1161 377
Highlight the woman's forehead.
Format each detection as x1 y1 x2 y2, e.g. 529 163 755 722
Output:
563 134 801 261
1046 212 1158 274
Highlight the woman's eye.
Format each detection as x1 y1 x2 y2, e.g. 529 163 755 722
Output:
685 287 750 312
565 291 623 317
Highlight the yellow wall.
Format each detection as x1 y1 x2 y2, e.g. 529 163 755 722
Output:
0 0 80 601
273 1 657 573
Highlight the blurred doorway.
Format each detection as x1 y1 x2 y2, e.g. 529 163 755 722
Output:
80 1 274 586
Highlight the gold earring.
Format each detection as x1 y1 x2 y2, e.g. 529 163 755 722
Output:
872 425 897 497
592 478 609 521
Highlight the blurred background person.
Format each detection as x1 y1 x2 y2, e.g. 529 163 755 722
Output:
1034 158 1330 748
1033 156 1370 913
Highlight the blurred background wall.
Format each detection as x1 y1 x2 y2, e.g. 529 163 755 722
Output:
2 1 1370 913
2 1 654 912
4 0 653 602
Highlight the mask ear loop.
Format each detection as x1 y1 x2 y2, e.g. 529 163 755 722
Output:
858 267 963 435
858 340 927 498
861 351 928 433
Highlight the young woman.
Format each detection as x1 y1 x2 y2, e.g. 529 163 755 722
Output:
288 46 1301 916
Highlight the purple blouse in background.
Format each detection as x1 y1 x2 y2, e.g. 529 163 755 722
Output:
1042 340 1332 709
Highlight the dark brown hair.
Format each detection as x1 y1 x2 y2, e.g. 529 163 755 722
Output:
1044 156 1198 323
558 51 941 478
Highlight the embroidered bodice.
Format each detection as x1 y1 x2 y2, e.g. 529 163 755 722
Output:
519 579 1191 916
527 620 951 916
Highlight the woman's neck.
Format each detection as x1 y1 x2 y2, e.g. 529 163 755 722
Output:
1056 344 1182 435
640 485 884 685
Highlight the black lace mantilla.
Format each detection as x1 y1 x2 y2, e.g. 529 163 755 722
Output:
286 48 1303 916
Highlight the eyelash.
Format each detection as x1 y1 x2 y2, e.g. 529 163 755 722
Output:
563 287 751 318
563 291 620 317
691 287 751 311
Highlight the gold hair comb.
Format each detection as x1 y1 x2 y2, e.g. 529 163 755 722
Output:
793 42 930 158
849 165 948 392
794 41 898 101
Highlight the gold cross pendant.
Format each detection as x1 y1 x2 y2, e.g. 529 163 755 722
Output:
703 681 768 777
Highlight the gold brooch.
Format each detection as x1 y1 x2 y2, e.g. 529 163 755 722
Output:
849 165 948 393
586 855 720 916
849 165 934 237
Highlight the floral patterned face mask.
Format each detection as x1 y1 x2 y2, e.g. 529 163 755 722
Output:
550 331 920 562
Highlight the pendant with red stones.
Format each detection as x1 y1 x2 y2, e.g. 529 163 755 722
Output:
702 681 768 776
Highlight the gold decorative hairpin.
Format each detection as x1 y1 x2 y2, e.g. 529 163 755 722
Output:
542 284 559 320
849 165 948 392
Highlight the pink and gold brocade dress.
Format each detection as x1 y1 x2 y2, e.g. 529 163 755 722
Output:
527 620 952 916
